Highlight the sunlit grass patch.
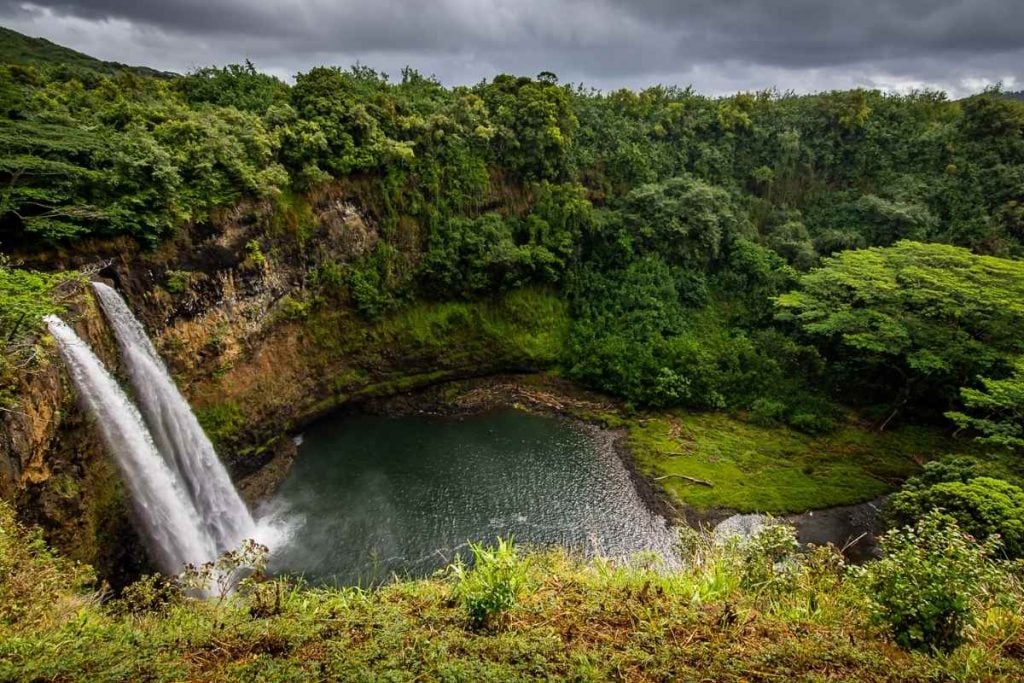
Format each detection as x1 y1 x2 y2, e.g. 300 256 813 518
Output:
629 412 975 513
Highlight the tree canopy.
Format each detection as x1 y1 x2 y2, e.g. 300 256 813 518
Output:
3 34 1024 434
777 241 1024 417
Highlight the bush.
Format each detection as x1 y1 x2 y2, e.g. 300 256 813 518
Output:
749 398 787 427
180 539 269 602
886 475 1024 558
897 457 985 490
740 522 799 598
451 537 524 630
0 501 95 630
858 511 1005 652
113 574 182 615
788 411 835 435
164 269 193 295
348 264 393 320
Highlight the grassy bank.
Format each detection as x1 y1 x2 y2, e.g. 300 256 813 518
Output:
626 412 982 514
1 502 1022 682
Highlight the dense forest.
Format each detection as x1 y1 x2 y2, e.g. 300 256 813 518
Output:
4 50 1024 436
3 28 1024 679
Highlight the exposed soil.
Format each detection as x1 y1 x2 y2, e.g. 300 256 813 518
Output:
711 499 885 562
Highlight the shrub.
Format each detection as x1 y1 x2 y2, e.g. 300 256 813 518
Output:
180 539 269 602
886 475 1024 558
164 269 193 294
740 522 799 598
897 457 985 491
788 411 835 435
244 240 266 267
275 294 310 322
451 537 524 630
114 573 182 615
857 511 1005 652
0 501 95 630
749 398 787 427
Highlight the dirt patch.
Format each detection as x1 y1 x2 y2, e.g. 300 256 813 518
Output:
356 373 616 418
788 497 885 562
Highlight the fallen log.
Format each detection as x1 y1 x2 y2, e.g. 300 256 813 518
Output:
653 474 713 487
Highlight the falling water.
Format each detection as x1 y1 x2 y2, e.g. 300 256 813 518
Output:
92 282 256 554
44 316 218 574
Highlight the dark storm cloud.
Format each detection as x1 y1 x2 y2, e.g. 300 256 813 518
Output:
1 0 1022 94
607 0 1024 66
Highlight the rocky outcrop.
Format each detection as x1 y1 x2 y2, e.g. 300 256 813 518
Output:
0 288 146 585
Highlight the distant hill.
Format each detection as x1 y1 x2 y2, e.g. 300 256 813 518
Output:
0 25 174 77
1005 91 1024 101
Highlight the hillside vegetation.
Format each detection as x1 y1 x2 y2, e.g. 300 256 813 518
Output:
0 26 170 78
3 29 1023 436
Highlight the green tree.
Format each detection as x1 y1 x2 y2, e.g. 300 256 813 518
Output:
617 176 748 269
886 464 1024 558
176 61 289 113
776 241 1024 419
948 356 1024 451
290 66 411 176
478 74 577 182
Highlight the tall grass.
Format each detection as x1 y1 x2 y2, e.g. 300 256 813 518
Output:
2 502 1024 681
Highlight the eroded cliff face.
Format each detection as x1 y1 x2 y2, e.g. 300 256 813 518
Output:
1 183 553 577
0 289 146 585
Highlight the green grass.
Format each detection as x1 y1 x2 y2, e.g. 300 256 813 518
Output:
629 412 979 513
194 400 246 449
2 501 1022 682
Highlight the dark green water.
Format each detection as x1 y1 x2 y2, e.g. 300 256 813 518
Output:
266 409 676 585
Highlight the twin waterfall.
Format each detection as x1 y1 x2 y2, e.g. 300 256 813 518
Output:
45 283 257 575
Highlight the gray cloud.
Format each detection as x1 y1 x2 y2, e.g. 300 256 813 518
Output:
610 0 1024 63
1 0 1022 95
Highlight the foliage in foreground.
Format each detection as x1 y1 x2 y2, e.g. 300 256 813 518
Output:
451 537 524 630
857 511 1015 652
2 502 1024 681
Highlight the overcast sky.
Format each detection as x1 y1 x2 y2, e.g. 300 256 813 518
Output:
2 1 1022 96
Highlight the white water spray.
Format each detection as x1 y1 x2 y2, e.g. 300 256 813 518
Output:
44 316 218 574
91 282 256 554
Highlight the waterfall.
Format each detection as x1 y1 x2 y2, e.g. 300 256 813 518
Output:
44 316 218 575
91 282 255 555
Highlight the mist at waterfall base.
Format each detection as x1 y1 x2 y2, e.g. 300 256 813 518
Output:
46 290 290 577
266 410 677 586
